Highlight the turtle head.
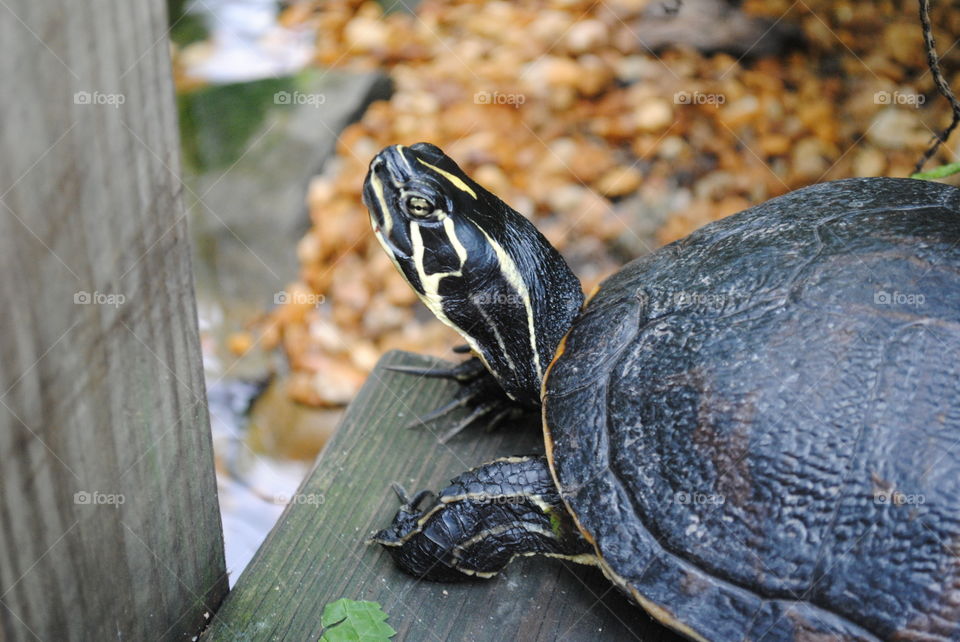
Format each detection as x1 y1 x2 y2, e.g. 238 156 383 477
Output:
363 142 584 406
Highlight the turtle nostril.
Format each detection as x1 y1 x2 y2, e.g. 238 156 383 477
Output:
370 156 385 173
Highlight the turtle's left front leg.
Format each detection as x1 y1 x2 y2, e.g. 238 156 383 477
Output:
369 455 595 581
386 352 531 442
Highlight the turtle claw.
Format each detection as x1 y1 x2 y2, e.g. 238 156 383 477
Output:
393 355 529 441
390 482 433 510
389 482 411 504
385 357 486 383
483 406 517 433
437 405 491 443
403 394 471 430
436 402 524 443
366 484 435 547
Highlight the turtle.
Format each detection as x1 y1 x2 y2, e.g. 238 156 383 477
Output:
362 142 960 641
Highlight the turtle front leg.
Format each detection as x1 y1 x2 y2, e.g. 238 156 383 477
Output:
369 455 596 581
386 354 530 442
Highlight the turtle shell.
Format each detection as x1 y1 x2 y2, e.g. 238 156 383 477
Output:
543 178 960 641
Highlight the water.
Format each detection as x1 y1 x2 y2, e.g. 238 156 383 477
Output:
208 380 312 578
182 0 314 83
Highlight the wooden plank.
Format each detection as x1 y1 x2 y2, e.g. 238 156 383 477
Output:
204 351 680 641
0 1 228 640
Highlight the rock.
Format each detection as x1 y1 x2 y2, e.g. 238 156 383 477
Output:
344 16 389 52
296 231 322 266
790 137 830 181
759 134 792 157
547 184 591 215
307 176 335 206
529 10 574 43
247 377 342 460
307 317 350 355
287 361 365 407
884 23 923 67
715 195 751 218
634 98 674 132
383 271 418 306
392 90 439 114
329 260 370 311
350 340 381 372
796 100 837 143
575 54 615 96
720 95 760 128
274 282 322 325
852 147 886 177
363 295 410 334
565 143 615 183
613 55 663 83
474 164 512 196
657 136 688 160
595 165 643 197
694 171 735 201
227 331 255 356
657 198 715 244
566 19 608 54
528 56 581 89
867 108 929 150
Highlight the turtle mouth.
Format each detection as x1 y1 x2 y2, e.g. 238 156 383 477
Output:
363 150 414 260
363 145 416 226
361 175 385 229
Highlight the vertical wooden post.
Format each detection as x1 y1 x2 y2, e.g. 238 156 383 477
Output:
0 1 228 640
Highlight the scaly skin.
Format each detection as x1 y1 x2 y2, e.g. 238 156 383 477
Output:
369 456 595 581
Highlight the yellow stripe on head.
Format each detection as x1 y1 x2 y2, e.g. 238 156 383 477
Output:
417 159 477 199
369 172 394 238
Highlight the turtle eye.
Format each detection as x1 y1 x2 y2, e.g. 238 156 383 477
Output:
404 195 435 219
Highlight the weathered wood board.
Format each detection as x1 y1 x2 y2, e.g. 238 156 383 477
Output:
204 351 680 641
0 1 227 639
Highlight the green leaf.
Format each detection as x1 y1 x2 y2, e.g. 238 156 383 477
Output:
911 161 960 180
319 599 396 642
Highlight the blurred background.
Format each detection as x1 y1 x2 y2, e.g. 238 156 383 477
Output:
167 0 960 582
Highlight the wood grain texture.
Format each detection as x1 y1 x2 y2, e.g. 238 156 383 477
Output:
204 351 680 641
0 1 228 640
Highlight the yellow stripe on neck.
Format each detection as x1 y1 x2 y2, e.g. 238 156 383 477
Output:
417 159 477 199
475 226 541 380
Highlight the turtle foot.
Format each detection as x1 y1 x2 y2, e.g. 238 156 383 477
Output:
386 354 530 443
369 456 593 581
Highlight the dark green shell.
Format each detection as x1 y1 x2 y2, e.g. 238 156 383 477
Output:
544 178 960 641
